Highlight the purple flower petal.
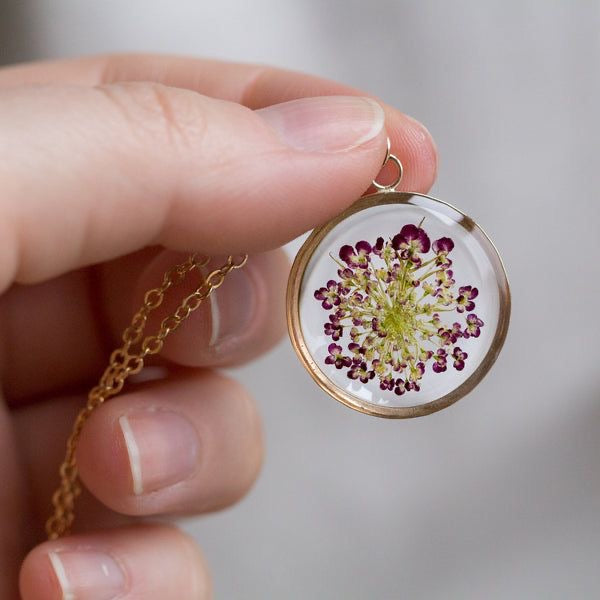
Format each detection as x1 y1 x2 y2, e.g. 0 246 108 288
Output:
314 288 326 301
391 232 405 250
399 224 420 240
355 240 372 255
394 379 406 395
458 285 478 300
373 237 385 256
339 245 355 264
432 236 455 254
402 224 431 253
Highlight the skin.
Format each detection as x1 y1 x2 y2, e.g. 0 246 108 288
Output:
0 54 437 598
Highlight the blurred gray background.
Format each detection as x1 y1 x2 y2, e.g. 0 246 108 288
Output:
2 1 600 598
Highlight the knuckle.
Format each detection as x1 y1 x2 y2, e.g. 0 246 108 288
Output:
95 81 207 151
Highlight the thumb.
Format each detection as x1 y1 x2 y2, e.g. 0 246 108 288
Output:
0 82 431 290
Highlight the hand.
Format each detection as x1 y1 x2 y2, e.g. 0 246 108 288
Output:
0 54 436 599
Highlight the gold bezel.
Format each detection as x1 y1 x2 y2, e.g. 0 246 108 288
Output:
286 191 511 419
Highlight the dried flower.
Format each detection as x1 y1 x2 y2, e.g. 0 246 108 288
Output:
315 221 485 396
456 285 479 313
314 280 341 309
325 343 352 369
452 347 468 370
464 314 484 338
339 241 372 269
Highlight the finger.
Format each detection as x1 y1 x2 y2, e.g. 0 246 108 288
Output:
0 83 393 292
114 249 289 368
0 54 436 197
21 372 264 517
1 53 436 195
13 372 262 531
20 523 211 599
3 63 431 284
2 249 288 401
13 394 134 537
0 54 346 102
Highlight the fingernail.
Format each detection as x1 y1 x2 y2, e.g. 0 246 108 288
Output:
208 267 255 351
257 95 385 152
119 411 199 496
49 550 127 599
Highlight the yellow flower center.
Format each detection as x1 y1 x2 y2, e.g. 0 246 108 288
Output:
381 302 417 344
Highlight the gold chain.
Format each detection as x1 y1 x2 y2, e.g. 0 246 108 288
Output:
46 253 248 540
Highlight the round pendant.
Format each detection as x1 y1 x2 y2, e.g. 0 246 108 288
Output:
287 189 510 418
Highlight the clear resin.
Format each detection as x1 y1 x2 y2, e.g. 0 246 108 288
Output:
292 192 510 415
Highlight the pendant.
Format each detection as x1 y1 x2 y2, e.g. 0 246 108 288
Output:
286 140 510 418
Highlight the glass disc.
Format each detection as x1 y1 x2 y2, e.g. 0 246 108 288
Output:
287 191 510 418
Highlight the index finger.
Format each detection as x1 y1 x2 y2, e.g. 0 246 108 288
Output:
0 53 436 190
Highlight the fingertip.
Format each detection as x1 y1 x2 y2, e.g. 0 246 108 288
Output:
21 545 130 600
20 524 211 600
20 546 61 600
1 82 435 288
388 111 438 194
256 95 385 154
76 372 264 517
129 249 289 369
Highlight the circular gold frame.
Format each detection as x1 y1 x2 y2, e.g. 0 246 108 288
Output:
286 191 511 419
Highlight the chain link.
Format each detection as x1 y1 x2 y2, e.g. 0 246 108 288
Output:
46 253 248 540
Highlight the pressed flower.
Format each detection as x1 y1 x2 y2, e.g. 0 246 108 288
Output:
394 378 406 395
339 241 372 269
432 348 448 373
380 374 395 391
432 237 454 268
348 361 375 384
456 285 478 312
314 280 341 309
316 221 484 396
464 314 484 338
433 237 454 254
435 287 455 306
438 322 463 346
325 343 352 369
405 380 421 392
436 269 455 288
452 347 468 371
392 224 431 255
324 314 343 341
348 342 362 358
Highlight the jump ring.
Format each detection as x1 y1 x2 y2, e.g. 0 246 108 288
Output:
372 152 403 192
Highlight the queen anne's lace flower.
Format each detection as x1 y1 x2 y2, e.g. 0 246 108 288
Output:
314 222 485 396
